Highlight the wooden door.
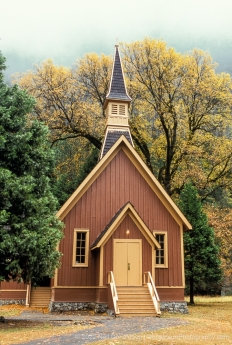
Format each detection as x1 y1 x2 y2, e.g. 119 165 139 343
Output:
114 240 141 286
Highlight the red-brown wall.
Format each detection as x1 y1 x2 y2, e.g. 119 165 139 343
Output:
57 149 183 289
0 281 27 300
103 214 153 285
157 288 184 301
52 287 107 303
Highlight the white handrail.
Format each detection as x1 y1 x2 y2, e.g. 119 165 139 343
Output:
144 271 161 315
108 271 119 316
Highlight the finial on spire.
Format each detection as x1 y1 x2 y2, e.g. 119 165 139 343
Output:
104 44 131 109
115 37 119 47
100 44 134 159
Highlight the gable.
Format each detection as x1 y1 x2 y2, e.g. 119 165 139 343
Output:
57 136 191 231
91 202 161 250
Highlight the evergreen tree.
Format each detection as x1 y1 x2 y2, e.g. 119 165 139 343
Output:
178 182 222 304
0 52 63 284
0 52 6 82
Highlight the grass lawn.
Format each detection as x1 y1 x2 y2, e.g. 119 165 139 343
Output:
0 297 232 345
0 305 94 345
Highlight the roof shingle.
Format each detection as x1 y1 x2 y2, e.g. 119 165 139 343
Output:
106 46 131 102
102 130 133 158
91 202 133 248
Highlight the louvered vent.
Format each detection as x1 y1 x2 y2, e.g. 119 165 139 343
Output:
112 104 118 115
111 104 126 116
119 105 126 116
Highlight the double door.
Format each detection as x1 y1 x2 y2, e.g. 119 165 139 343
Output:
114 240 141 286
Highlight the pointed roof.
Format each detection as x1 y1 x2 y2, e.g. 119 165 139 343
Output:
56 136 192 231
91 202 161 250
104 45 131 108
100 130 133 159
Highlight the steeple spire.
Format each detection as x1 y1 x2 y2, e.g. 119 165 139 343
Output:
100 45 134 160
104 45 131 109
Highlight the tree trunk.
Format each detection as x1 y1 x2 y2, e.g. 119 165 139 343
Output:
189 276 194 304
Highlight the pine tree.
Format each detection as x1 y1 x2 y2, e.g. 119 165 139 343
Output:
0 53 6 82
178 182 222 304
0 52 63 284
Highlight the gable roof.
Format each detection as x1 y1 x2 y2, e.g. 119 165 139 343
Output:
100 129 133 159
91 202 161 250
104 45 131 109
56 136 192 231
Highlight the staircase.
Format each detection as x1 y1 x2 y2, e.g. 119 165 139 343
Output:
117 286 157 316
30 287 51 308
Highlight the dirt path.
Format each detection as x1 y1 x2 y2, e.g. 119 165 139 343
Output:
7 311 187 345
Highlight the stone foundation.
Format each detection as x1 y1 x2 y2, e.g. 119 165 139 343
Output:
0 299 26 306
160 301 188 314
49 301 188 315
49 301 108 314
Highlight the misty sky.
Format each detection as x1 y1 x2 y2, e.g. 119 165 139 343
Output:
1 0 232 79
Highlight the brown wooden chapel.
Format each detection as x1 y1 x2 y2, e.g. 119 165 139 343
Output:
0 45 191 315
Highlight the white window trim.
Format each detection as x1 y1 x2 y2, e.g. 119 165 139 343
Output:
72 229 89 267
153 231 168 268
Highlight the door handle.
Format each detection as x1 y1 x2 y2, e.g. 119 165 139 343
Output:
128 263 130 270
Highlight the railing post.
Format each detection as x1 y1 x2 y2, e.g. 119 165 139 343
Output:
108 271 119 316
145 271 161 315
25 282 31 307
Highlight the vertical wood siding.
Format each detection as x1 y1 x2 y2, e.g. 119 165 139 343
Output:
58 149 182 288
53 288 107 302
1 281 27 290
0 291 27 299
156 288 184 301
104 215 152 285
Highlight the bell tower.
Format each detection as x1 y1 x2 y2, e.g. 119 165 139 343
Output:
99 45 134 159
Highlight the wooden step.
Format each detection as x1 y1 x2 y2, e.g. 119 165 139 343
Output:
119 312 156 317
118 300 154 305
117 286 147 292
118 302 155 309
118 293 150 298
30 287 51 308
116 285 157 317
119 306 155 311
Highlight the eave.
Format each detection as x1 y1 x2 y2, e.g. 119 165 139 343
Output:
56 136 192 231
90 202 161 250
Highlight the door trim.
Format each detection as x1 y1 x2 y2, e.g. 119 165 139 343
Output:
113 239 142 286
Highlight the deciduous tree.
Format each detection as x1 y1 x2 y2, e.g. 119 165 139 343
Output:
122 39 232 197
205 204 232 283
14 39 232 202
15 55 111 148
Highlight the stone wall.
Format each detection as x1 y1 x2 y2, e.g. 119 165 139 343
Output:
49 301 108 314
160 301 188 314
49 300 188 315
0 299 25 306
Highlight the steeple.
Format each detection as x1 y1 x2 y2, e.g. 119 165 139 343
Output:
104 45 132 108
100 45 134 159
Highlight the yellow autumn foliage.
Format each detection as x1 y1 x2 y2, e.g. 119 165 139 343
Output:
14 38 232 201
13 37 232 279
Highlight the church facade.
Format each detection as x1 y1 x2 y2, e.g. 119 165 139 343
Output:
0 45 191 315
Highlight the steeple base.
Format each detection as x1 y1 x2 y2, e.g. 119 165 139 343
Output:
99 128 134 160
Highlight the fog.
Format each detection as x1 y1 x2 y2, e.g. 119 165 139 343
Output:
1 0 232 81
